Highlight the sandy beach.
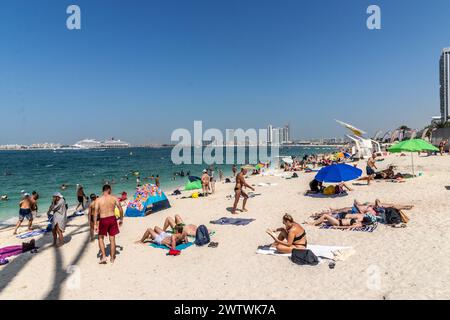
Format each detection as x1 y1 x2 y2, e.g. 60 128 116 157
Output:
1 153 450 300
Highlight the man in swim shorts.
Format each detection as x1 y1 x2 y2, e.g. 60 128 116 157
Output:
94 185 123 264
13 194 36 235
366 153 377 185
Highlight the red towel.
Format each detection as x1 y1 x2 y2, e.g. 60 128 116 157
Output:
167 249 181 256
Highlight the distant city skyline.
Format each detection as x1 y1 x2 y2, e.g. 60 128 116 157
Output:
1 0 450 145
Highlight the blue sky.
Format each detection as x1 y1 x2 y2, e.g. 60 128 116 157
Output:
0 0 449 144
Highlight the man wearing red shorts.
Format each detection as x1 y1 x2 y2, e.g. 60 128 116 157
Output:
94 185 123 264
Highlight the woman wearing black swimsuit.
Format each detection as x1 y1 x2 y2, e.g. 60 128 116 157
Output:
266 214 307 253
309 213 365 229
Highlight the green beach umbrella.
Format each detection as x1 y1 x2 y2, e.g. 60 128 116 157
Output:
388 139 439 176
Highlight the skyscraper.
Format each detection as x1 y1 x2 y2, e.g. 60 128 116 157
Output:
267 125 273 144
440 48 450 122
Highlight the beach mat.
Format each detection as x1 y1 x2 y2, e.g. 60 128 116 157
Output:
256 245 353 262
16 228 50 239
320 223 377 232
210 217 255 226
305 192 348 198
149 242 194 251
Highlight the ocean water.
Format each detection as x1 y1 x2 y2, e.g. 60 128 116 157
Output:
0 146 336 222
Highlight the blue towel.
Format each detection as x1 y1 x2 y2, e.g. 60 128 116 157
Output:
210 217 255 226
305 192 348 198
16 229 49 239
149 242 194 250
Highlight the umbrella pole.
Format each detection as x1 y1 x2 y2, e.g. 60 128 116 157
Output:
411 152 415 176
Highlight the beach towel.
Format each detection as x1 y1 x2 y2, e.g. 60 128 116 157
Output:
305 192 348 198
256 244 353 262
320 223 378 232
149 242 194 251
16 228 50 239
210 217 255 226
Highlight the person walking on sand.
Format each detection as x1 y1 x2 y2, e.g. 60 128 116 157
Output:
208 167 216 194
366 153 377 185
155 175 160 188
231 168 255 214
13 193 36 235
232 164 237 177
31 191 40 218
47 193 68 247
94 185 123 264
88 194 98 241
201 169 210 196
439 139 447 156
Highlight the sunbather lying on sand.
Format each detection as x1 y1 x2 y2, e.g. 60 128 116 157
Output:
162 214 198 237
307 199 413 224
135 225 188 249
266 214 307 253
308 213 373 229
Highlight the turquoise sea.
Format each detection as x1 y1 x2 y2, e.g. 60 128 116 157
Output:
0 146 336 222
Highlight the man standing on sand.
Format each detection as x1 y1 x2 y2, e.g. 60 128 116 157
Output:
13 193 36 235
366 153 377 185
231 168 255 214
94 185 123 264
439 139 447 156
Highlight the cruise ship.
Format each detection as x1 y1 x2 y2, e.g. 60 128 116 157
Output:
72 138 130 149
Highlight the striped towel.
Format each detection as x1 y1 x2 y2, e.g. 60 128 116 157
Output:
320 223 377 233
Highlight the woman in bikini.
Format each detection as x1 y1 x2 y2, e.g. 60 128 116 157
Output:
309 213 371 229
266 214 307 253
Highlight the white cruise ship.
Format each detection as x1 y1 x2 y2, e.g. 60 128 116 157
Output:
72 139 102 149
72 138 130 149
102 138 130 148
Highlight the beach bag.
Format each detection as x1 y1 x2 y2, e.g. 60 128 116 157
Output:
194 225 210 246
323 185 336 195
384 208 402 225
291 249 319 266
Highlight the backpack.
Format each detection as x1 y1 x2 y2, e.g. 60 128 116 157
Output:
291 249 319 266
194 225 210 246
384 208 402 225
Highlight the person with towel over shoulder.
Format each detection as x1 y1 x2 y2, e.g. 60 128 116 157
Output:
48 192 68 247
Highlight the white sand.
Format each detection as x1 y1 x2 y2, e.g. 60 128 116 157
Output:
1 154 450 300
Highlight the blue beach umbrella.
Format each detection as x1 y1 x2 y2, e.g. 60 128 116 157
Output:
315 164 362 183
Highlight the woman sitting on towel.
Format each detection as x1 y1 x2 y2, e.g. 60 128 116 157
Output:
266 214 307 253
135 225 188 249
308 213 372 229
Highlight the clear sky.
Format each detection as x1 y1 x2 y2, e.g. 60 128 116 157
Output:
1 0 449 144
